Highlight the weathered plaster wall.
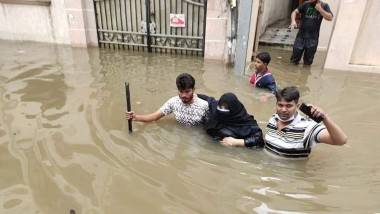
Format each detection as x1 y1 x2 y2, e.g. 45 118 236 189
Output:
204 0 229 61
0 0 97 47
0 0 70 44
325 0 380 73
259 0 292 36
318 0 339 50
350 0 380 66
64 0 98 47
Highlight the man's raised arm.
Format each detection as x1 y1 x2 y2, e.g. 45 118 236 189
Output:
310 106 347 145
315 2 333 21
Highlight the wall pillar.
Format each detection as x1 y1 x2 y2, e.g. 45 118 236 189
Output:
64 0 98 47
325 0 380 73
204 0 228 61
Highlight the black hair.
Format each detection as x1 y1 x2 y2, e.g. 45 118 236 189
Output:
176 73 195 90
275 86 300 103
256 52 271 65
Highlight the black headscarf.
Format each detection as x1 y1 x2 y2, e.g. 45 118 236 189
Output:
199 93 261 139
215 93 257 127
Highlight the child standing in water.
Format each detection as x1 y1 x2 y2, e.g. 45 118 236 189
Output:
249 52 277 94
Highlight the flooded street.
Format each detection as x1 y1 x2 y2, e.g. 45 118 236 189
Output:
0 40 379 214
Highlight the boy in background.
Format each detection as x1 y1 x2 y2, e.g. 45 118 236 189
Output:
249 52 277 94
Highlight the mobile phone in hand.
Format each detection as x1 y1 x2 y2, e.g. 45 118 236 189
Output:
299 103 323 123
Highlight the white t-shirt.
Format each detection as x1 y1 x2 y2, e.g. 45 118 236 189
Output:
159 95 209 126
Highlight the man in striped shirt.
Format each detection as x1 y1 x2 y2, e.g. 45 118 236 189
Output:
264 86 347 158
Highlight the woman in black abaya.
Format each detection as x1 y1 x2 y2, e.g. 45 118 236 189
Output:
199 93 264 148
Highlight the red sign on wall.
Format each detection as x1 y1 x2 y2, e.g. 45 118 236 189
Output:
170 14 185 27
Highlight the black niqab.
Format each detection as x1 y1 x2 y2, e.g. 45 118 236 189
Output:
200 93 261 139
216 93 257 127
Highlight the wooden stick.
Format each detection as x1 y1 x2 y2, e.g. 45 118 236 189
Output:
125 82 133 133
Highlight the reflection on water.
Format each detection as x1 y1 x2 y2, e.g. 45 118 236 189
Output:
0 40 379 214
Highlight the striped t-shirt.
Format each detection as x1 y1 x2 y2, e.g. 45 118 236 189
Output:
264 113 326 158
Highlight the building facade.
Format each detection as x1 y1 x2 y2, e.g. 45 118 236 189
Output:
0 0 378 73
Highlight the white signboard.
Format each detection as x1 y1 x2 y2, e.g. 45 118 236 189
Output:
170 14 185 27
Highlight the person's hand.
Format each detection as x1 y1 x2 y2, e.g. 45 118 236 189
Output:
309 104 327 121
315 1 323 12
220 137 245 147
289 21 298 29
125 111 136 120
220 137 236 147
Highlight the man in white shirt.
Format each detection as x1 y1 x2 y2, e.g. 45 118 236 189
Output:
125 73 209 126
264 86 347 158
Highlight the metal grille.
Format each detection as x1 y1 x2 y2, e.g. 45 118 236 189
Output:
93 0 207 56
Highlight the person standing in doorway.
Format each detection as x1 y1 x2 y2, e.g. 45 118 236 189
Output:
289 0 333 65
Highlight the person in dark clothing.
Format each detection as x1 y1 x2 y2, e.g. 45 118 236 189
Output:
198 93 264 148
289 0 333 65
249 52 277 93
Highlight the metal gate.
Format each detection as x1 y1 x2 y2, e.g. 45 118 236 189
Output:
93 0 207 56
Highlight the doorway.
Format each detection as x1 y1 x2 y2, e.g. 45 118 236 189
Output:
252 0 304 59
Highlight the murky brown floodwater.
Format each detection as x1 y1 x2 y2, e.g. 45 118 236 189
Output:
0 40 379 214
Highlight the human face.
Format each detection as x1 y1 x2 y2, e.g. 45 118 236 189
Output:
217 102 230 113
254 58 266 73
178 88 194 104
276 99 297 121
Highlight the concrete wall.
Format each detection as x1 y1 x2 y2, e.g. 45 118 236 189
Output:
318 0 339 50
350 0 380 66
0 1 70 44
204 0 229 61
259 0 292 36
0 0 97 47
325 0 380 73
64 0 98 47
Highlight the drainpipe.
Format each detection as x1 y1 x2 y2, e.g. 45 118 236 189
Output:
227 0 238 66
